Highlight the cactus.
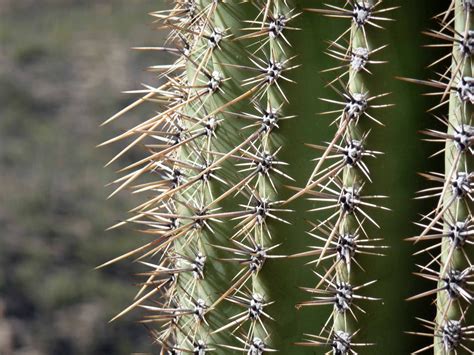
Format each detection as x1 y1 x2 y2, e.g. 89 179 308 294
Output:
402 0 474 353
287 0 395 352
99 0 300 353
99 0 474 353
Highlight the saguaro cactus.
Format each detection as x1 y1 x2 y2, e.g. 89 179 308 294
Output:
100 0 299 353
100 0 474 353
287 0 394 352
403 0 474 353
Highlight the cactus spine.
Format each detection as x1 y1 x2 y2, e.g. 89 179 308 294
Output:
405 0 474 353
101 0 298 353
290 1 394 352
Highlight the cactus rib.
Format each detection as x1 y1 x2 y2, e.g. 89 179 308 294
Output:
291 1 394 352
404 1 474 353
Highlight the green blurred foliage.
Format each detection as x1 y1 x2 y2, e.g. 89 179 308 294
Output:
0 0 455 354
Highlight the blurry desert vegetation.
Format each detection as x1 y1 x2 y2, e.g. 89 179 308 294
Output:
0 1 163 353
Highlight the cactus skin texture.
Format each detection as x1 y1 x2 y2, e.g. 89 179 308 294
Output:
403 0 474 353
100 0 299 353
288 1 394 352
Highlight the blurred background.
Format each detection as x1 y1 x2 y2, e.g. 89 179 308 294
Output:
0 0 453 354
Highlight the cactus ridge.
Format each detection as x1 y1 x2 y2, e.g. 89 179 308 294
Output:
101 0 298 353
402 1 474 353
290 1 394 352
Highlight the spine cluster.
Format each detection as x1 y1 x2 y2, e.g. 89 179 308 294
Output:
406 1 474 353
291 1 394 352
101 0 298 353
